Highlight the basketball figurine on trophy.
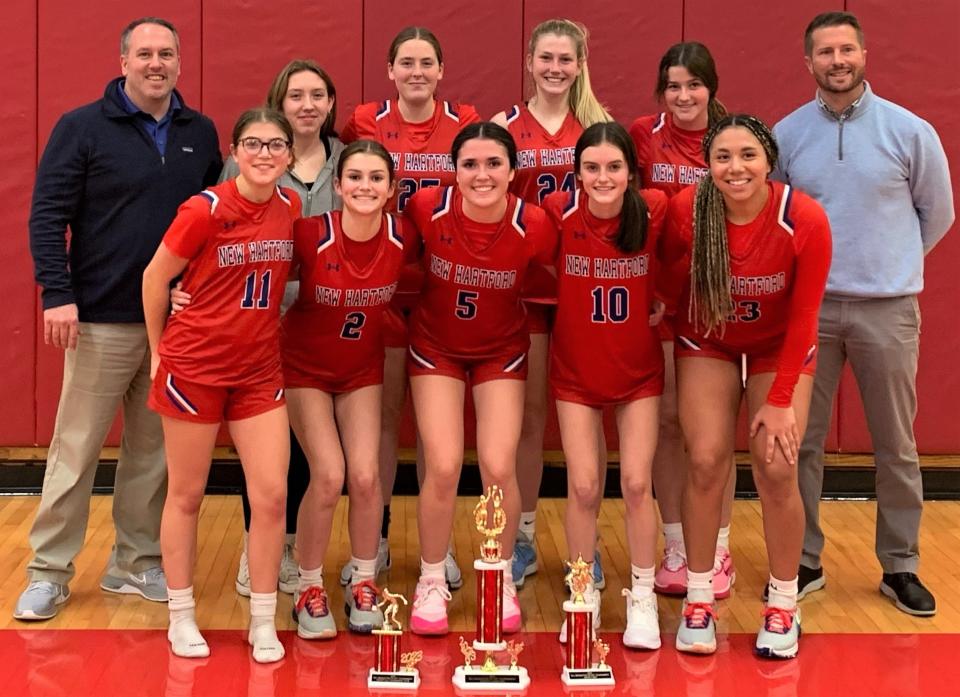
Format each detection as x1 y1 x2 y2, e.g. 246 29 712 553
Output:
561 556 615 686
452 485 530 691
368 588 422 689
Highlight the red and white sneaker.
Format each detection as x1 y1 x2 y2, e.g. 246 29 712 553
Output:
654 540 687 595
502 580 521 634
410 579 452 635
713 547 736 599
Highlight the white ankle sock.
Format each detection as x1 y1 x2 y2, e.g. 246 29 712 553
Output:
716 525 731 551
767 575 798 611
298 565 323 595
350 556 377 584
663 523 685 554
248 591 284 663
686 569 714 604
167 586 209 658
631 565 656 597
420 558 445 583
519 511 536 538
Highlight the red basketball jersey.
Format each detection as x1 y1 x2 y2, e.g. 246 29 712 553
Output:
504 104 583 205
662 181 832 405
158 179 300 385
404 186 556 360
282 211 407 388
342 99 481 213
630 113 710 198
545 188 668 405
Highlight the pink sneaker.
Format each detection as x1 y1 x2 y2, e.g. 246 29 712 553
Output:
712 547 736 599
502 581 521 634
410 579 452 635
654 540 687 595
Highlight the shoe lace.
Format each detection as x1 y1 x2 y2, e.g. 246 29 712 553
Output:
414 581 452 608
143 567 165 584
712 548 730 574
663 542 686 572
352 580 381 611
761 606 796 634
683 602 717 629
296 586 329 617
26 581 57 596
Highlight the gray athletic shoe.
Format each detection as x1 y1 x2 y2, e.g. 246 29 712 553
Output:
14 581 71 620
100 566 168 602
278 542 298 595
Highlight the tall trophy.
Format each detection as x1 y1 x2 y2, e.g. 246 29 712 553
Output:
452 486 530 691
368 588 422 690
561 556 614 686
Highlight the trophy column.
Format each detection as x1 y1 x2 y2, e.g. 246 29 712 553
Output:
560 556 615 687
368 588 422 690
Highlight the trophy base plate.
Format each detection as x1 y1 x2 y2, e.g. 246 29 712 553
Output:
561 665 615 686
452 665 530 691
368 668 421 690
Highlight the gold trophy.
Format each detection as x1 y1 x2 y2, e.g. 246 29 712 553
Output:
561 555 615 686
368 588 421 689
452 486 530 691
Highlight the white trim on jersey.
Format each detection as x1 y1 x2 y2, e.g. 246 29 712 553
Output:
408 346 436 369
777 185 795 236
275 186 292 206
651 112 667 134
511 199 526 237
504 105 521 126
199 189 220 215
431 187 453 221
442 101 460 123
316 211 336 254
386 214 403 249
562 189 581 220
677 335 702 351
503 353 526 373
375 100 392 121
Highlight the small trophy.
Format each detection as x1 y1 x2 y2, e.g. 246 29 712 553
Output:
561 556 614 686
368 588 421 690
452 486 530 692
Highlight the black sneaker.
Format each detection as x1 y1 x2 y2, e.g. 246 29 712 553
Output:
879 573 936 617
761 564 825 601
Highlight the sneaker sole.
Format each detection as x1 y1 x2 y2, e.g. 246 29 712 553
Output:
13 602 65 621
411 622 449 636
675 638 717 654
446 575 463 591
99 581 167 603
879 582 937 617
755 626 801 660
297 625 337 640
623 634 662 650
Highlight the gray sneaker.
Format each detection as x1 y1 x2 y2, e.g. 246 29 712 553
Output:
346 579 384 633
338 538 392 586
13 581 70 620
100 566 168 602
278 542 298 595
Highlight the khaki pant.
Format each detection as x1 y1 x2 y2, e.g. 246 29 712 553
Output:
799 296 923 574
27 323 166 586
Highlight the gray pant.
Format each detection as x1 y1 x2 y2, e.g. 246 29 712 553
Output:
27 323 166 586
799 296 923 574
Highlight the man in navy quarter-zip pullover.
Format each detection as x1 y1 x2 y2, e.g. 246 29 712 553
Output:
18 17 221 622
773 11 953 618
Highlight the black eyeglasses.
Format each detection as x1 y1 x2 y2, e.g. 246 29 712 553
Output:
238 137 290 155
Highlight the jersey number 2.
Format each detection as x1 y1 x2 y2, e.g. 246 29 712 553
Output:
591 286 629 323
341 312 366 340
240 270 271 309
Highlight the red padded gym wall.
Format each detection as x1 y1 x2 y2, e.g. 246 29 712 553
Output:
201 1 363 149
33 1 202 445
1 0 38 445
838 0 960 453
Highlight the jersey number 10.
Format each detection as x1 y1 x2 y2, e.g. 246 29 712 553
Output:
591 286 629 323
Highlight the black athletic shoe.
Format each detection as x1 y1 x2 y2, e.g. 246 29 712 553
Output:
761 564 825 602
880 573 936 617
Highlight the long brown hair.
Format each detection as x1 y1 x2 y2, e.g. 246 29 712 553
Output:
655 42 726 128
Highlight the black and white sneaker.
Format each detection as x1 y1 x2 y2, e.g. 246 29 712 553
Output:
880 573 936 617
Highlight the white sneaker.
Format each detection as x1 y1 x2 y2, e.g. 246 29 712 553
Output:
236 550 251 597
622 587 661 649
278 542 298 595
558 587 601 643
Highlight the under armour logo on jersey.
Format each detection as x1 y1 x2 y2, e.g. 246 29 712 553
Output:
223 221 237 231
520 131 532 139
439 233 454 245
386 131 399 139
326 262 340 271
573 230 587 239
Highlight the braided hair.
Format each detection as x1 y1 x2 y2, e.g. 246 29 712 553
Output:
689 114 778 336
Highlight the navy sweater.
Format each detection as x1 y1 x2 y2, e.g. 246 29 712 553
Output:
29 78 222 322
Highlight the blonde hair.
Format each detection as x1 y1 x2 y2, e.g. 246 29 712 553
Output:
528 19 612 127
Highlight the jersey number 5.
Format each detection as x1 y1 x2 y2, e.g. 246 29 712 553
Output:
341 312 367 340
455 290 479 320
591 286 629 323
240 270 271 309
